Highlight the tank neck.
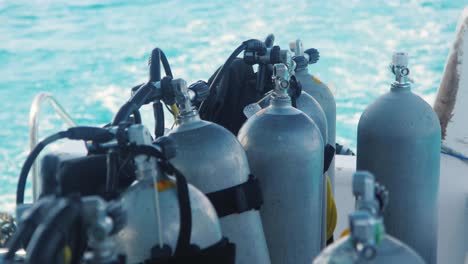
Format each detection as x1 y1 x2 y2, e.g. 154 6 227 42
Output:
390 82 411 92
270 93 292 108
295 65 308 73
176 110 200 125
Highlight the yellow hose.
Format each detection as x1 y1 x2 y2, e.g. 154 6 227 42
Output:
63 245 72 264
327 175 338 241
170 104 179 118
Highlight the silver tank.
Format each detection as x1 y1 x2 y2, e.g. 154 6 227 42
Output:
166 80 271 264
245 86 328 246
291 39 336 191
313 171 425 264
313 214 426 264
238 63 325 263
252 89 327 144
113 125 223 264
356 52 440 264
116 177 222 264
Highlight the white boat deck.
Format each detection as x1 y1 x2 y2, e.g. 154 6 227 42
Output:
334 155 468 264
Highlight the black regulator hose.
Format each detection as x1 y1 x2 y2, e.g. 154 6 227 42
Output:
264 34 275 48
4 197 55 260
153 101 165 137
111 83 154 126
132 110 142 124
199 39 264 114
25 197 82 263
208 39 267 92
112 48 173 127
16 127 114 205
159 49 173 78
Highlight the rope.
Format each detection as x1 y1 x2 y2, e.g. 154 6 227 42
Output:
441 144 468 162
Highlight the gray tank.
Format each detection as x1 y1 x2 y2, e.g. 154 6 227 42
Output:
313 171 426 264
244 85 328 246
356 52 440 264
291 39 337 191
250 89 328 144
238 63 325 263
114 125 223 264
166 80 271 264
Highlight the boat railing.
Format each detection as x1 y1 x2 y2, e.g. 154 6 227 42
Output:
29 92 76 201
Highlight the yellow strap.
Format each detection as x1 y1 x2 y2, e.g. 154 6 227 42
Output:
326 175 338 240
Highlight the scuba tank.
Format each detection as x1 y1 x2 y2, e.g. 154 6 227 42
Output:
313 171 425 264
291 39 337 190
113 124 235 264
238 63 325 263
243 68 328 146
9 121 235 263
243 63 337 245
356 52 440 264
166 80 271 264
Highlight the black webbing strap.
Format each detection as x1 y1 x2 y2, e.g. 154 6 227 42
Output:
206 175 263 218
145 238 236 264
171 166 192 256
324 144 335 173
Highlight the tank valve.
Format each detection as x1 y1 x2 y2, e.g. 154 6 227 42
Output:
290 39 319 66
272 63 290 98
172 79 192 115
353 171 388 216
390 52 413 84
349 211 382 261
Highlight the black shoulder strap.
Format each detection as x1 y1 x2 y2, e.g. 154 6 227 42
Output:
206 175 263 218
146 238 236 264
324 144 335 173
172 166 192 256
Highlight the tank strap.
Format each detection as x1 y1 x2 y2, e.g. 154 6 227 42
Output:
169 165 192 256
206 175 263 218
145 238 236 264
324 144 335 173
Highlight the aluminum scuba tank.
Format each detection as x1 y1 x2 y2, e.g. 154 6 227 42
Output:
291 39 337 191
238 63 325 263
313 171 425 264
113 124 228 264
166 80 271 264
356 52 440 264
243 76 330 246
244 84 328 145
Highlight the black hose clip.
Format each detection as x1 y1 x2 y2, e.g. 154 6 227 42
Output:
374 182 389 214
160 76 175 105
288 75 302 99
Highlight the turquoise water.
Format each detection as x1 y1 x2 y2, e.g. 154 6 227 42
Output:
0 0 466 210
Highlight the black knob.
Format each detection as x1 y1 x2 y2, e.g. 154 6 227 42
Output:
304 48 320 64
269 46 281 64
188 80 210 103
